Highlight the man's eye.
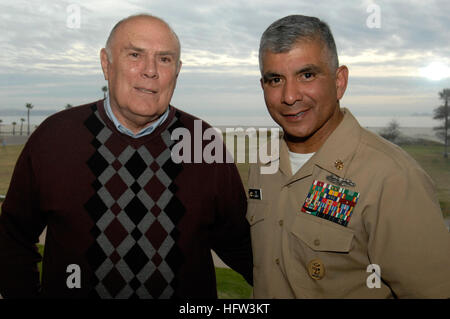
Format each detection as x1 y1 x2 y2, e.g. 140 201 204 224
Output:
269 78 282 86
160 56 172 63
130 52 139 58
302 72 315 80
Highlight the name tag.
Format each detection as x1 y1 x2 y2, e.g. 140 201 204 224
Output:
249 188 262 200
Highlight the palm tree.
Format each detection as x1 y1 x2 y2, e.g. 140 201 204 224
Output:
26 103 33 136
102 86 108 99
433 89 450 158
20 118 25 135
12 122 17 135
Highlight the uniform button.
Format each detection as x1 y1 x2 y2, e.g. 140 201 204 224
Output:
313 239 320 246
279 220 284 226
308 259 325 280
250 216 254 222
275 258 280 265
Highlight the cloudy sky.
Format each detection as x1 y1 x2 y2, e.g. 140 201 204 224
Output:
1 0 449 128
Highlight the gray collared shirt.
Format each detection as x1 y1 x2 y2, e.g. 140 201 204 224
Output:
104 96 169 138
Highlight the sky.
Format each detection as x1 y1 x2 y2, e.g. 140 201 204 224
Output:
0 0 450 128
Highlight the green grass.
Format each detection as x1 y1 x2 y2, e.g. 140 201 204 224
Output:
37 244 44 282
401 143 450 217
215 267 252 299
0 144 24 195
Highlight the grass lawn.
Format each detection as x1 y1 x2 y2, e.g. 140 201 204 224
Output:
401 143 450 217
215 267 252 299
0 144 24 195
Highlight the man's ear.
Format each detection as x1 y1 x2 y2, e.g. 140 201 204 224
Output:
176 60 182 77
100 48 110 81
335 65 349 101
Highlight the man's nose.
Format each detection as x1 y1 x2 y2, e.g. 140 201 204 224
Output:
282 79 303 106
142 56 158 79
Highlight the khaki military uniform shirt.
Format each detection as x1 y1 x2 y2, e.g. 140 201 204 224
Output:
248 108 450 298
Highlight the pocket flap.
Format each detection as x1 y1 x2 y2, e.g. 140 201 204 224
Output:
291 215 354 252
246 200 268 226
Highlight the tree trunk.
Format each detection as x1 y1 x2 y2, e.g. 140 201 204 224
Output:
445 97 448 158
27 109 30 136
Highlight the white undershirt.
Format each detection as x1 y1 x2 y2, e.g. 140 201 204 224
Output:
288 151 315 175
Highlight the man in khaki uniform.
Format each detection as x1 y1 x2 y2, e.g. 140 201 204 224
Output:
248 14 450 298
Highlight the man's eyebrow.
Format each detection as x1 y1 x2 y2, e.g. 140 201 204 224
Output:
123 44 145 52
262 72 280 82
123 45 177 57
262 65 322 80
156 51 177 56
296 64 322 74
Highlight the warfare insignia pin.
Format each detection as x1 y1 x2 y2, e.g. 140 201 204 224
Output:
301 180 360 227
326 173 356 187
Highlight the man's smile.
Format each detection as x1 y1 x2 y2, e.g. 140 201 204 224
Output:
282 108 310 120
135 87 157 94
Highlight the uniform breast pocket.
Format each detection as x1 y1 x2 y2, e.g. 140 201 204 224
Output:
285 215 357 295
246 199 268 226
290 214 354 253
246 199 269 267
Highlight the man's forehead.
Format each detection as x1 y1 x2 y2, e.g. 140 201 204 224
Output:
118 16 168 32
262 42 328 72
122 41 177 55
113 17 178 49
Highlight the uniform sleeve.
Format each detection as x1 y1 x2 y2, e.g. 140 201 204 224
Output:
0 141 46 298
210 161 253 286
366 166 450 298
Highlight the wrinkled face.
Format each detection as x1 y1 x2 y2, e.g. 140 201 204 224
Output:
100 17 181 131
260 40 348 145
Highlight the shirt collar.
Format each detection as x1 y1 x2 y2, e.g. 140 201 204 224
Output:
104 95 169 139
261 108 362 178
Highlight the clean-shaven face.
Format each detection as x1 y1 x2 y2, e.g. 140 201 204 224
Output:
100 17 181 132
260 39 347 150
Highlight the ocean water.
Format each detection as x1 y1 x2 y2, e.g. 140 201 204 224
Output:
0 114 444 143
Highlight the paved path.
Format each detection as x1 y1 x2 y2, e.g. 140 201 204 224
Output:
212 250 230 269
0 135 28 146
39 227 46 245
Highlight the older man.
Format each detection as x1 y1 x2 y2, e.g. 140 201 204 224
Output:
0 14 252 298
247 14 450 298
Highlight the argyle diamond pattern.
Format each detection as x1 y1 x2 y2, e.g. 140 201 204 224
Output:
84 105 184 299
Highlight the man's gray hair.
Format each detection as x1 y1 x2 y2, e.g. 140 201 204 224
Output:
104 13 181 64
259 15 339 73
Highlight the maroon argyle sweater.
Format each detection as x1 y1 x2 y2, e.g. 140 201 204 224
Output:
0 100 252 299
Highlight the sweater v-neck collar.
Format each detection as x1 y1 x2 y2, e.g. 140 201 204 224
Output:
95 99 177 148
